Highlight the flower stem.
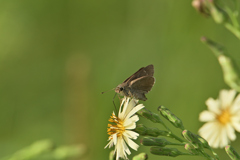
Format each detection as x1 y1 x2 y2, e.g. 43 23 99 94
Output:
168 132 185 143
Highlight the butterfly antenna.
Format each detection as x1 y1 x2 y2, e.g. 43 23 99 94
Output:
112 93 118 114
101 88 115 94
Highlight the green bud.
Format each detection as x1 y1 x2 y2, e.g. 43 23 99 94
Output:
137 108 164 124
192 0 227 24
201 36 224 57
225 145 240 160
134 124 169 137
109 150 115 160
218 55 240 92
207 1 227 24
150 147 186 157
197 135 210 148
184 143 199 155
192 0 210 16
201 37 240 92
133 153 148 160
182 130 202 148
141 137 170 147
158 106 185 130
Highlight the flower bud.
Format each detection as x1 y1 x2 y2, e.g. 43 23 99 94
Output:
218 55 240 92
184 143 199 155
138 108 164 124
225 145 240 160
192 0 227 23
133 153 148 160
192 0 210 16
197 135 210 148
201 36 224 57
158 106 185 130
150 147 185 157
134 124 169 137
109 150 115 160
201 37 240 92
141 137 170 147
182 130 202 148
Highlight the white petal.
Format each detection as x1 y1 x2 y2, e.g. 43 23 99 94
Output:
104 139 114 149
125 104 145 120
115 139 121 160
231 117 240 132
122 138 131 155
210 124 224 148
124 115 139 126
219 89 236 110
124 98 138 118
124 121 136 130
199 121 234 148
129 115 139 123
124 130 139 139
206 98 221 114
199 122 214 139
199 122 214 135
199 110 216 122
231 94 240 113
231 115 240 122
119 97 130 120
199 121 221 148
226 123 236 141
116 137 128 160
123 113 139 127
113 133 117 145
123 136 139 151
124 115 139 129
218 126 228 148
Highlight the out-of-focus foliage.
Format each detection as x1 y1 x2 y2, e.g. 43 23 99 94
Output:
0 0 239 160
0 139 86 160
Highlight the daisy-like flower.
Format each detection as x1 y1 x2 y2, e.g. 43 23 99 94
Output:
198 89 240 148
104 97 144 160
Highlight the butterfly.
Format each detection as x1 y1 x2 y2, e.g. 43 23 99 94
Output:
115 64 155 101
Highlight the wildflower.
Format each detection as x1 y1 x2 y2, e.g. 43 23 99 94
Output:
199 89 240 148
105 97 145 160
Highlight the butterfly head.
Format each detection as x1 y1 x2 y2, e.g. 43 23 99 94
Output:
115 84 125 96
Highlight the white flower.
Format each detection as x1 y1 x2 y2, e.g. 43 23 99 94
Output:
198 89 240 148
104 97 144 160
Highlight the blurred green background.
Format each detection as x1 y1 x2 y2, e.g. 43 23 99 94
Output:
0 0 240 160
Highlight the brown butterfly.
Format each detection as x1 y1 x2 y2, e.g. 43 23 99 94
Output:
115 64 155 101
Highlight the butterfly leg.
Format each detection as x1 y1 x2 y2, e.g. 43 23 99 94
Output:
112 93 118 114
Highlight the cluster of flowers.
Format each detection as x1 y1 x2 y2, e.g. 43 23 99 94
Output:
104 89 240 160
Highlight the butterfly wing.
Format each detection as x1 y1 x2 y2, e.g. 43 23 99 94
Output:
129 76 155 101
123 64 154 84
130 76 155 93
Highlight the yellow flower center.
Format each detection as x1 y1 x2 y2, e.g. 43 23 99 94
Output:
107 113 125 138
217 109 231 125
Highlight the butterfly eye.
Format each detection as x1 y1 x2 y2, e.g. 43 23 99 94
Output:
120 87 123 91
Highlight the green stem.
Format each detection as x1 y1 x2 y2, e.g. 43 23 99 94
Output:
168 132 185 143
208 147 220 160
224 7 239 28
224 22 240 40
161 120 171 132
198 148 215 160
